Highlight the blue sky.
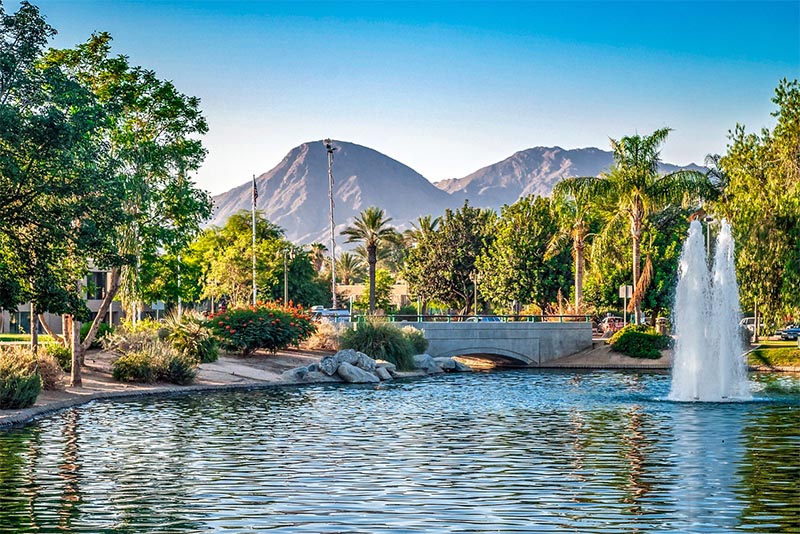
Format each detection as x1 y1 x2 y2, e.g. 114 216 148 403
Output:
18 0 800 194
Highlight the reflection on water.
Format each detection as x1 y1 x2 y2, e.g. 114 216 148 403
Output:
0 370 798 533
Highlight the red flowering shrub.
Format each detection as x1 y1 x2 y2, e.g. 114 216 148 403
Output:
208 302 316 355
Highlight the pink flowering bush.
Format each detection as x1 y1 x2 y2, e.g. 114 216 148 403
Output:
208 302 316 355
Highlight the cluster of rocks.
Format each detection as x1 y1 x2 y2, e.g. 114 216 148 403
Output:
281 349 472 384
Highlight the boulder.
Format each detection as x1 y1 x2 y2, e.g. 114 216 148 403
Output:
376 360 397 375
318 356 340 376
334 349 361 366
413 354 442 374
434 357 472 373
281 367 339 384
337 362 380 383
375 366 393 381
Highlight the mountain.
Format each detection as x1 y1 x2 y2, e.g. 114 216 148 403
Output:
435 146 706 208
209 140 455 244
209 142 705 245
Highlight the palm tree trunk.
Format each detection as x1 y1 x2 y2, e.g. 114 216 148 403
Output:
574 238 584 311
632 229 642 325
368 245 377 314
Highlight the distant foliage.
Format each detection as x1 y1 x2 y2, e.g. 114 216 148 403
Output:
209 302 316 355
608 325 673 359
339 320 416 371
0 347 42 409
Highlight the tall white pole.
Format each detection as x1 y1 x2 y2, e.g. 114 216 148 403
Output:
252 174 258 306
324 140 338 309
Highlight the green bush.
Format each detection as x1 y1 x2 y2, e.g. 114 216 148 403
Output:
210 303 316 355
111 341 197 385
608 325 673 359
112 350 156 383
36 350 65 391
80 322 114 349
339 320 415 371
44 343 72 372
0 347 42 409
165 311 218 363
401 325 429 354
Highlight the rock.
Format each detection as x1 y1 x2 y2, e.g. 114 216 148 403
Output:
318 356 339 376
375 366 393 381
413 354 442 374
337 362 380 383
334 349 361 366
355 352 376 372
434 357 472 373
376 360 397 375
281 367 340 383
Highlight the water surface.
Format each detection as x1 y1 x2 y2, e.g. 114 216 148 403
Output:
1 370 798 533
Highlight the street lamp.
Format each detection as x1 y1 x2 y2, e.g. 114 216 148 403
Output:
469 271 480 316
705 216 714 260
324 139 338 308
283 248 295 304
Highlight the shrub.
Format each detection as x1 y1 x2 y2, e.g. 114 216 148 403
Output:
339 320 415 371
36 350 65 391
164 311 218 363
0 347 42 409
210 302 316 355
303 321 340 351
111 341 197 385
401 325 429 354
80 322 114 349
608 325 673 359
112 349 156 383
102 329 157 355
44 343 72 372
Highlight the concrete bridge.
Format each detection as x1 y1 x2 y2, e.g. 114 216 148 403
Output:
403 320 593 366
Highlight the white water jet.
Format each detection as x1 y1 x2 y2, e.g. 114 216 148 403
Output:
669 219 751 402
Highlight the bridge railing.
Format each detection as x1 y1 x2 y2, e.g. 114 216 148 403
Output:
350 314 592 324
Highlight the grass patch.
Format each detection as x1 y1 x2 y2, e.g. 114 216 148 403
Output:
0 334 55 343
748 342 800 368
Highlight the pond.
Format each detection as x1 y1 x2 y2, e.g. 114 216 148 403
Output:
1 370 798 533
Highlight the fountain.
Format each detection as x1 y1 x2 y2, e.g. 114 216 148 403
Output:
669 218 751 402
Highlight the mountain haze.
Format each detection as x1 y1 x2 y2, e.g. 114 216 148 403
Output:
210 142 705 245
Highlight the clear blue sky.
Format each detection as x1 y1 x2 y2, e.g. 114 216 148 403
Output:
18 0 800 195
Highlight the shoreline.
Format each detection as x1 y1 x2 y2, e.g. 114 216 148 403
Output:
2 345 797 430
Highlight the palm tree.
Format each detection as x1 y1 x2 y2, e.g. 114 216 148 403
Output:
550 180 595 311
557 128 710 323
341 207 398 314
336 252 365 285
307 242 328 273
403 215 441 247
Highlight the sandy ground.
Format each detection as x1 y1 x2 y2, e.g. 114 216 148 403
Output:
0 342 671 428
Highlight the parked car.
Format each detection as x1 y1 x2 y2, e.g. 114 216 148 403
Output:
739 317 764 333
465 315 502 322
600 316 624 333
778 324 800 341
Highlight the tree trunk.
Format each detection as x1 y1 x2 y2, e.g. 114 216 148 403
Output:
30 302 38 355
631 222 642 325
38 313 66 346
368 245 377 314
574 238 585 311
81 266 121 352
69 315 82 387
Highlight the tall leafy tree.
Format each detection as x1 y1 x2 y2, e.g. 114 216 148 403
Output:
557 129 709 323
336 252 365 285
45 33 212 358
717 78 800 325
404 201 496 314
479 196 571 312
341 206 399 314
0 2 126 354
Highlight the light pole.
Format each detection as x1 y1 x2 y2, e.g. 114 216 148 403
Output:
705 216 714 261
324 139 338 308
470 271 480 316
283 248 295 304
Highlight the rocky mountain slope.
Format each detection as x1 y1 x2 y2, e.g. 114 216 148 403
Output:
209 141 704 244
